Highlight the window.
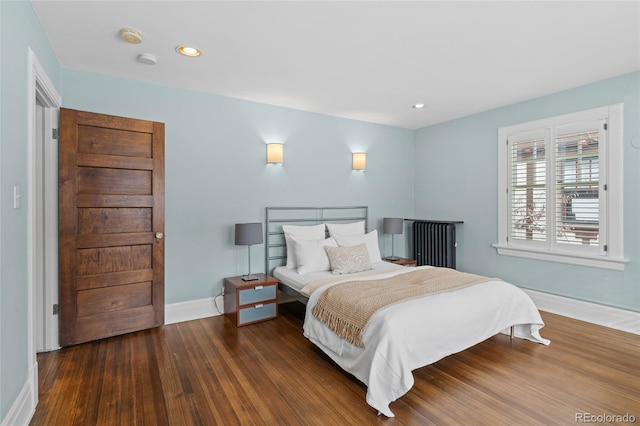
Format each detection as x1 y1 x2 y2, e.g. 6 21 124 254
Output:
495 104 626 270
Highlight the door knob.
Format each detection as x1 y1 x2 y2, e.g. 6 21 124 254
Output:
155 232 164 240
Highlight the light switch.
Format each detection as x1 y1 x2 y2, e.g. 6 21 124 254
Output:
13 186 21 209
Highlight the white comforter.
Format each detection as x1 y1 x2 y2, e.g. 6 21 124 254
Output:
302 266 550 417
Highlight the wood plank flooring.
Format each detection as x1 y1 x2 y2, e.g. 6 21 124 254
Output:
32 302 639 425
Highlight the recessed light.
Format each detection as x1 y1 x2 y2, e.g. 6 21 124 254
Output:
412 103 426 109
176 45 201 57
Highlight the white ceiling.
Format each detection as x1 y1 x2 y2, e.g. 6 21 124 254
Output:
31 1 640 129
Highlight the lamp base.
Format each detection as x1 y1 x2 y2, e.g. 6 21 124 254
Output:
241 274 259 281
385 256 400 261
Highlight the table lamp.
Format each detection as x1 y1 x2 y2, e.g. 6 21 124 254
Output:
383 218 403 260
235 222 263 281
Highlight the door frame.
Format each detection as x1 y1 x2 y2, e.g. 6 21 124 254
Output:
28 47 61 373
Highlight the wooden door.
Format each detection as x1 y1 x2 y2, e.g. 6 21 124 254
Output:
59 108 165 346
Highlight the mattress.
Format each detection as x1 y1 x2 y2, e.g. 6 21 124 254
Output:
273 261 404 295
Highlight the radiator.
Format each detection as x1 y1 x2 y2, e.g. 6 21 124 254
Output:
412 221 458 269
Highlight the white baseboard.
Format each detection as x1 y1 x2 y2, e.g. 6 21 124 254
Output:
2 362 37 426
166 290 639 334
164 294 298 325
164 296 223 325
523 289 640 335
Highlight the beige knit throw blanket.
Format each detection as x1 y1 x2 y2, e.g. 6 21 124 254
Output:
312 267 494 348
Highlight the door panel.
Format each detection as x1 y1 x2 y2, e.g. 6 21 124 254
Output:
59 108 164 346
77 126 152 157
75 245 153 275
77 168 152 195
77 207 152 234
76 281 152 316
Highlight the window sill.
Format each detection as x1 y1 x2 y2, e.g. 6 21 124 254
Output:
492 244 628 271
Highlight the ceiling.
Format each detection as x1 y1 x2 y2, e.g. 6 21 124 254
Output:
31 1 640 130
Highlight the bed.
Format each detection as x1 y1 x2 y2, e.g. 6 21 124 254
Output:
265 207 550 417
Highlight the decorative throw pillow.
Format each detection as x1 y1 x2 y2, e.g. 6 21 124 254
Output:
282 224 326 268
333 230 382 263
294 237 338 274
326 220 365 238
324 244 372 275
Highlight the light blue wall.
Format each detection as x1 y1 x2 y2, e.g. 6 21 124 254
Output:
2 1 638 421
414 71 640 311
60 69 415 303
0 0 61 420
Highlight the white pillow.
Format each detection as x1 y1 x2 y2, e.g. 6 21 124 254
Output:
282 224 326 268
294 237 338 274
334 230 382 263
324 244 372 275
326 221 365 238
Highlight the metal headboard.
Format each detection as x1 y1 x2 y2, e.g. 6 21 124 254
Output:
265 206 368 276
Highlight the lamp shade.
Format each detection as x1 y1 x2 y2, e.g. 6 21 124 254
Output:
383 218 403 235
352 152 366 170
266 143 284 163
235 223 263 246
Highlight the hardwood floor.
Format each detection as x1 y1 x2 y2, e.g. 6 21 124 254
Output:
32 302 639 425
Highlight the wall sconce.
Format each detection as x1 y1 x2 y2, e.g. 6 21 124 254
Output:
266 143 284 164
352 152 366 170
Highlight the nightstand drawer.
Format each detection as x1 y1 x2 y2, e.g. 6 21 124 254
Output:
238 302 277 325
224 274 279 327
238 284 276 305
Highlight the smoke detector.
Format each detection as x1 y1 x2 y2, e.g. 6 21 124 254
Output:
119 28 143 44
137 53 158 65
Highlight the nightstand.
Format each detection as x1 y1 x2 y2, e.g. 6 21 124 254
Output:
224 274 278 326
383 257 417 267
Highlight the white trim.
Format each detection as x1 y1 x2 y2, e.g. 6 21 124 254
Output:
605 104 624 260
164 295 294 324
28 48 61 357
523 288 640 335
496 103 625 269
500 105 619 134
24 49 60 426
164 297 223 325
144 291 640 336
43 105 59 351
29 51 59 107
0 362 37 426
493 244 628 271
